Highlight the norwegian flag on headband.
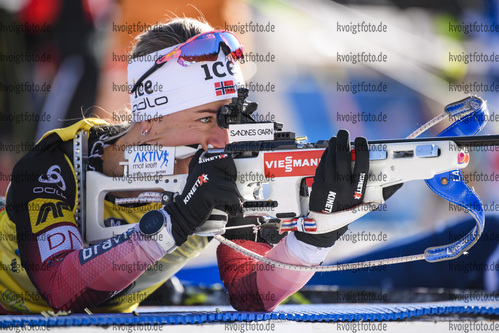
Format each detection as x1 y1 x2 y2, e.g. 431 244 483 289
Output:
214 80 235 96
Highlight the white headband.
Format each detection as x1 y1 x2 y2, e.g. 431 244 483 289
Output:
127 44 245 122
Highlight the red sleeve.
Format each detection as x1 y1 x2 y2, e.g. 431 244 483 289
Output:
217 240 272 311
217 236 318 312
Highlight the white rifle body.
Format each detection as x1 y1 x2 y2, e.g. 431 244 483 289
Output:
80 134 469 244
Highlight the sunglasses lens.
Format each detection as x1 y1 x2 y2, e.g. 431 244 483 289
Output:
219 32 244 60
178 31 243 66
179 34 220 64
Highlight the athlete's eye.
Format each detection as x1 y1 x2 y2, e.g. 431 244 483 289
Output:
198 116 212 124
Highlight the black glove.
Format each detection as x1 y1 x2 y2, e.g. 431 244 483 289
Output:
310 129 369 212
296 129 369 247
165 150 242 246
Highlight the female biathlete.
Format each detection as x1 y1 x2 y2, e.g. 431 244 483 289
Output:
0 17 373 314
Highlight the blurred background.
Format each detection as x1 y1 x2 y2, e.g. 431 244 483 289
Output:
2 0 499 303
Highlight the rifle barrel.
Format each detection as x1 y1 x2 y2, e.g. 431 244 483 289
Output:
369 135 499 147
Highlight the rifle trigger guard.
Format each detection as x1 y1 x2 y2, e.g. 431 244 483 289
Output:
193 209 228 236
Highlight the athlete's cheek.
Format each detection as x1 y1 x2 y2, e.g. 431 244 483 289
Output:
205 126 229 149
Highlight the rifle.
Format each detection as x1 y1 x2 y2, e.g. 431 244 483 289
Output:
79 90 491 268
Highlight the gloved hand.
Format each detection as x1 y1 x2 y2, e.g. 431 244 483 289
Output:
310 130 369 213
138 150 242 250
168 150 242 245
295 129 369 247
